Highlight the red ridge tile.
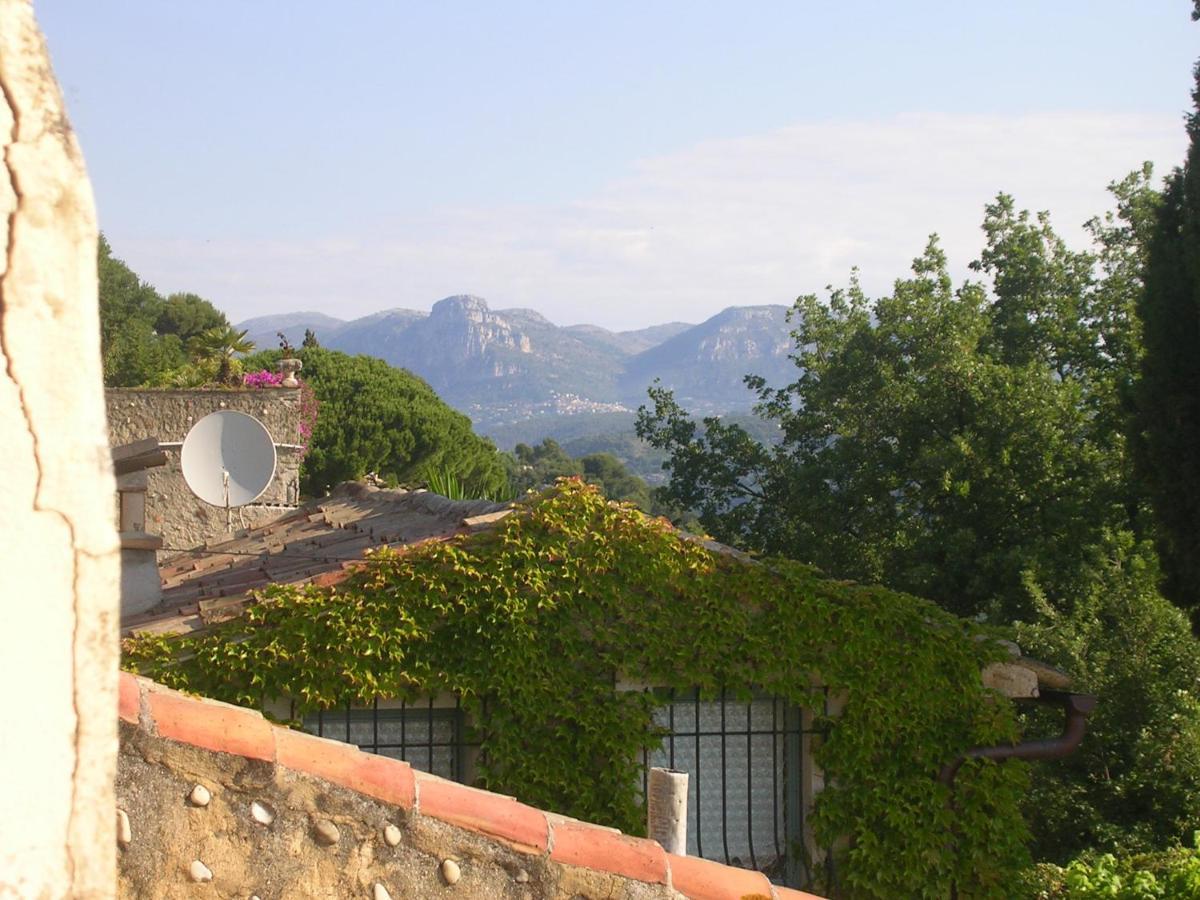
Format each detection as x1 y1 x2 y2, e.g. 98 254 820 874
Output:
551 822 668 885
667 852 774 899
118 671 140 724
416 774 548 853
277 728 414 809
122 678 823 899
147 689 275 762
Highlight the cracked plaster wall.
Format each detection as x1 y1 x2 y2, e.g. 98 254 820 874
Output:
0 1 120 897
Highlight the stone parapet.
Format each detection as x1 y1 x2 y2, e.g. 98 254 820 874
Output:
105 388 303 555
117 673 825 899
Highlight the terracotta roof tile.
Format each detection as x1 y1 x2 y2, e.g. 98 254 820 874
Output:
773 887 827 900
415 772 549 853
667 852 775 899
276 727 414 809
125 483 512 636
551 821 669 884
146 685 275 762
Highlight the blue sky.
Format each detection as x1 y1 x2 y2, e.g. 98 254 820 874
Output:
36 1 1199 329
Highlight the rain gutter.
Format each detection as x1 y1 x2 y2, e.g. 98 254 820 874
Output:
938 689 1097 788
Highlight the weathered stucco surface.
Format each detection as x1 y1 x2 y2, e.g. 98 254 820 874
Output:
118 722 684 900
0 1 120 895
106 388 303 555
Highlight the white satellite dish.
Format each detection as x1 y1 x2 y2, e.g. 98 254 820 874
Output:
181 410 277 508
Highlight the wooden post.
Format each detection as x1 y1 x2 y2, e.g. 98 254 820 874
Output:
647 767 688 855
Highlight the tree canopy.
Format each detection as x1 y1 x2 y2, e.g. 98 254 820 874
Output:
506 438 676 516
638 174 1200 860
1135 64 1200 625
244 347 509 498
98 235 229 387
1016 532 1200 862
639 177 1156 624
155 292 228 343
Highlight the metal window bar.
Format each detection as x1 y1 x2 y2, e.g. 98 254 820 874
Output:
301 687 833 891
304 697 470 782
640 687 822 890
820 688 838 895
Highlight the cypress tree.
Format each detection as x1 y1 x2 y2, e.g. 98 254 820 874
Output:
1136 45 1200 625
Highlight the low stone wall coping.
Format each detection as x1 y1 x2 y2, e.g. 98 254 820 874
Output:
118 672 825 899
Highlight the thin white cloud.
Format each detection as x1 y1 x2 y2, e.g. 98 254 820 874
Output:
119 111 1186 330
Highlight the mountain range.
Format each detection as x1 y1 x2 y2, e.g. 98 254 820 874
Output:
239 295 798 440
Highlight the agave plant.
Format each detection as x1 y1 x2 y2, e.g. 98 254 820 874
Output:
424 468 515 502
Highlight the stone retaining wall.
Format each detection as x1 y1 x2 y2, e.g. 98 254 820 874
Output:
106 388 303 555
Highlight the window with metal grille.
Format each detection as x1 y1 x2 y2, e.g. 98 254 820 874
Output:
640 688 809 887
301 698 467 782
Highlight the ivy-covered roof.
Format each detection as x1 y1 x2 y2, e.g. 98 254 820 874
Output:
123 479 1037 896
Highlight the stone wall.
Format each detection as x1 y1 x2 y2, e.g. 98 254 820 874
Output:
118 674 818 900
0 2 120 895
106 387 303 555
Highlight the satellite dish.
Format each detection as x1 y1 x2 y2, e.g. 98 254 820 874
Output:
181 410 277 508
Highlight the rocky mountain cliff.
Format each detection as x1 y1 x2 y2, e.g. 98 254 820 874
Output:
619 305 796 412
238 296 798 432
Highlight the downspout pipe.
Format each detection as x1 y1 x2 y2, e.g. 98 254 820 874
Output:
938 689 1097 789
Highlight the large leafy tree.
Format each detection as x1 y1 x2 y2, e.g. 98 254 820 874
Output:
640 180 1155 622
507 439 582 492
244 348 509 498
97 235 227 386
156 292 228 343
1135 59 1200 624
579 452 655 511
1016 532 1200 861
638 177 1200 858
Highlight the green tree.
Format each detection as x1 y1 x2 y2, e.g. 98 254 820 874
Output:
97 236 228 386
244 347 509 498
155 292 228 343
504 439 676 515
507 439 582 493
639 181 1155 623
1016 533 1200 861
1135 63 1200 624
302 328 320 349
579 452 654 510
638 179 1200 859
98 235 185 385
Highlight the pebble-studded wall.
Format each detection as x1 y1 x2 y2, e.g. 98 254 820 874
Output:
116 711 685 900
